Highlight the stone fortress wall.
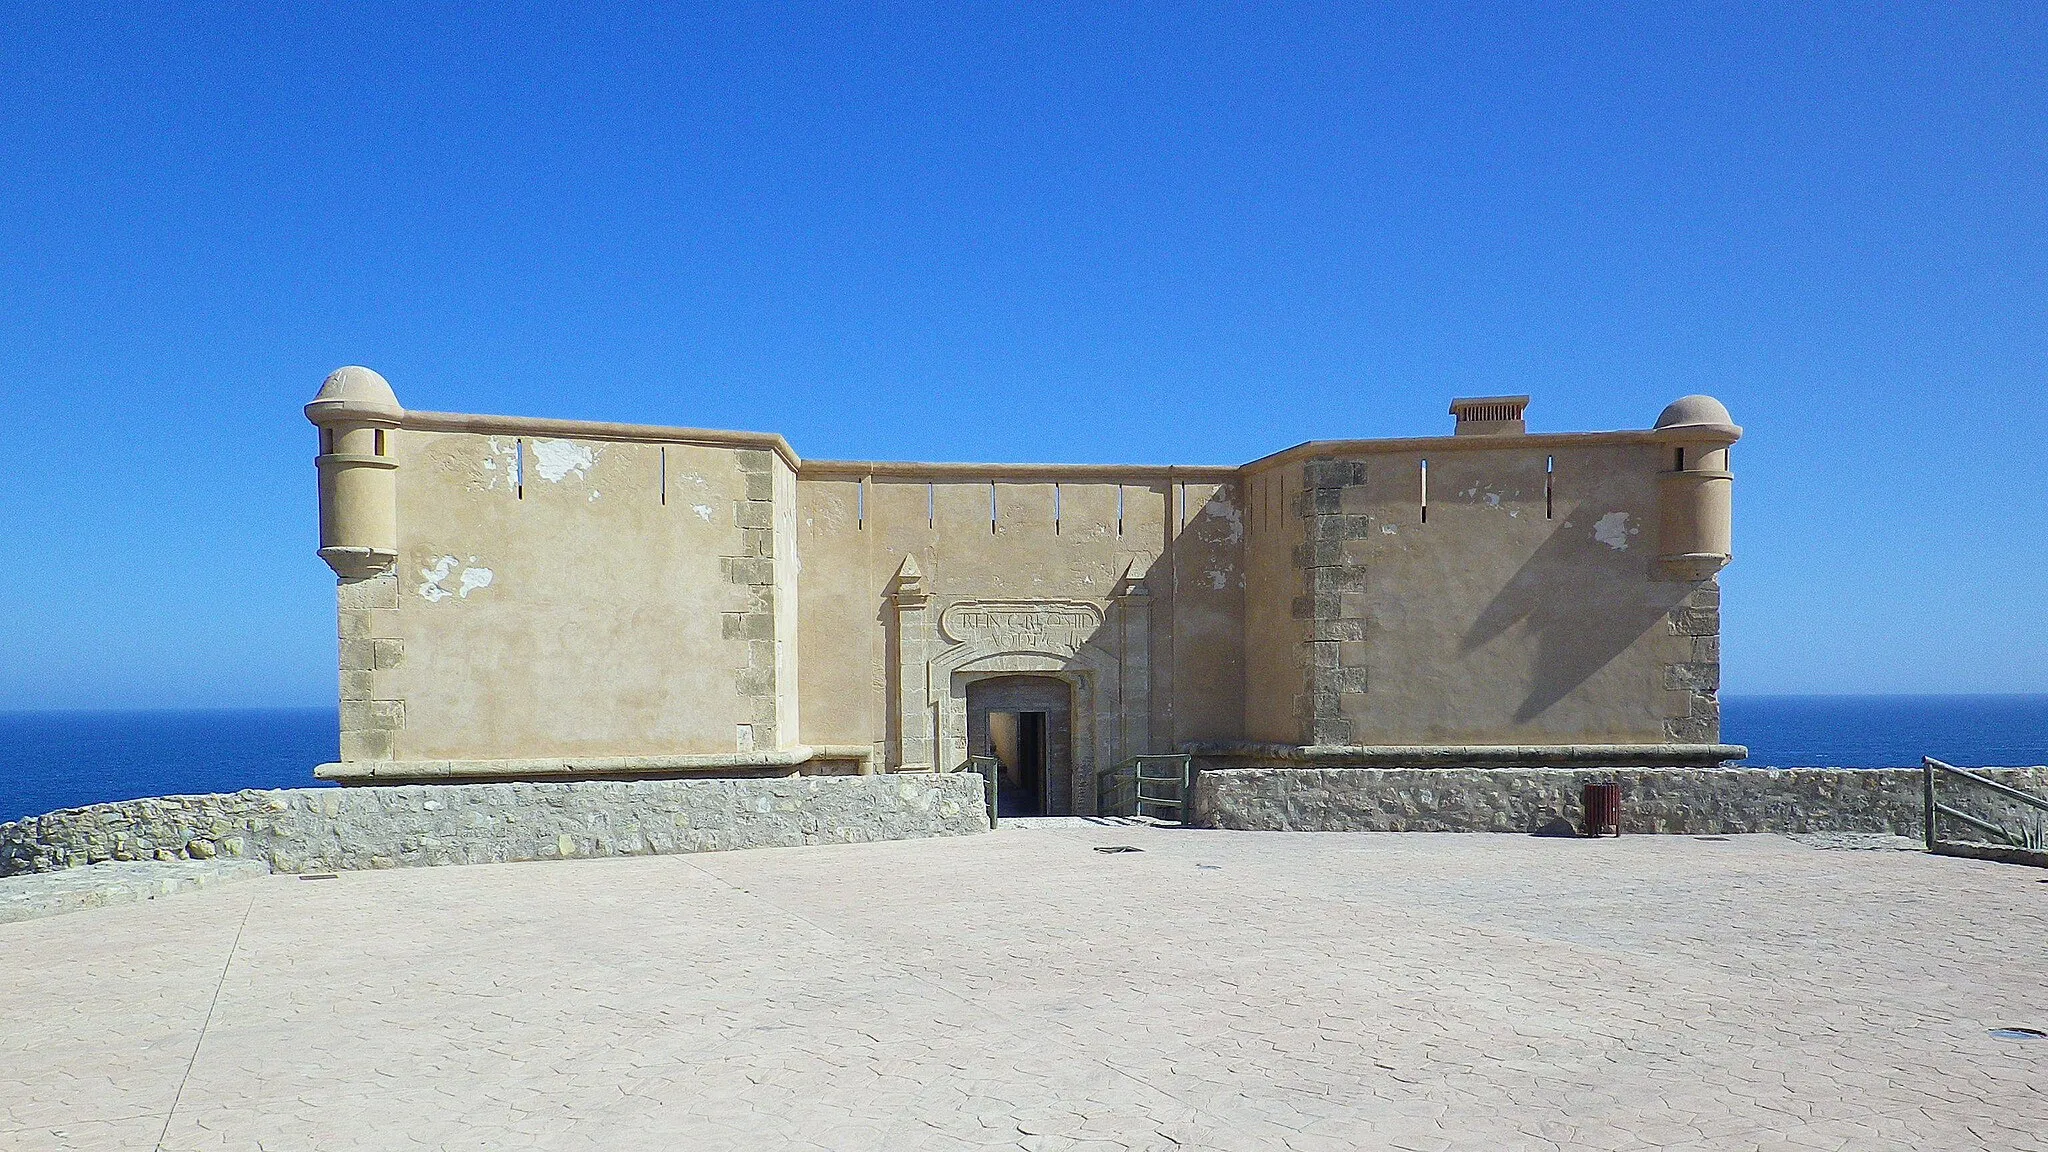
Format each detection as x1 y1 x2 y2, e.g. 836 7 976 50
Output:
307 370 1744 819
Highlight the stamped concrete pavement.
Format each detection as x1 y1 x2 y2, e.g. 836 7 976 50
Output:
2 822 2044 1151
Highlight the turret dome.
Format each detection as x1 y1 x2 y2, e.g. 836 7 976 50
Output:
306 366 402 424
1654 395 1735 434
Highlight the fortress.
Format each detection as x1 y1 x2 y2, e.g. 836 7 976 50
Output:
14 367 2047 876
307 368 1741 815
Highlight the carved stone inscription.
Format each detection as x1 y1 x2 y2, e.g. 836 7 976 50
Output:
938 599 1103 654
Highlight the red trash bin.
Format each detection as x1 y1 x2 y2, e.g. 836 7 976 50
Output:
1582 782 1622 837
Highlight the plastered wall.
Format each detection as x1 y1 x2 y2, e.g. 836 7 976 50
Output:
341 431 784 761
1242 462 1310 744
1239 438 1710 746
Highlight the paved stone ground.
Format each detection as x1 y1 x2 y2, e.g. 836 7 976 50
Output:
3 822 2044 1151
0 861 271 925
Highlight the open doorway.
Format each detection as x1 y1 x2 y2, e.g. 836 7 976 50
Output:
965 675 1072 815
987 710 1047 817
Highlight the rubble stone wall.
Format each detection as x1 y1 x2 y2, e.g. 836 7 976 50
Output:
1 773 988 876
1193 765 2048 836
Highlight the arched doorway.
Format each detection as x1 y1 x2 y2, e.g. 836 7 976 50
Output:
965 675 1073 817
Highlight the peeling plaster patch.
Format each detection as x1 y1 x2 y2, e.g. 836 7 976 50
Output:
1207 568 1230 591
1381 523 1399 535
531 439 595 483
692 504 714 522
476 438 521 492
418 554 495 602
1594 511 1633 550
1200 498 1245 544
418 555 458 603
588 490 601 502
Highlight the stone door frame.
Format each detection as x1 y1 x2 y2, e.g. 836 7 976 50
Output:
890 578 1150 815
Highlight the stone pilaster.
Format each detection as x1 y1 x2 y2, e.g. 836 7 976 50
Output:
1291 459 1372 746
1115 562 1152 764
1663 582 1723 742
890 557 934 770
720 449 783 749
336 571 404 761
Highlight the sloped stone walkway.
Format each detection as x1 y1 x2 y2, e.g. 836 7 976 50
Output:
2 824 2043 1150
0 860 270 925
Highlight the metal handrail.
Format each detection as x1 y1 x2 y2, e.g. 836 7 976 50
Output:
1924 757 2048 857
1926 758 2048 814
1098 754 1193 822
965 755 999 829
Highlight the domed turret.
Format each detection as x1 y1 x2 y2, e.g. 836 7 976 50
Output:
307 367 404 579
1654 395 1738 435
1651 394 1739 582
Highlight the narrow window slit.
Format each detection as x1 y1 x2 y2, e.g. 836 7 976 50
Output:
990 482 998 533
514 438 524 500
857 479 866 530
373 428 386 456
1674 447 1686 471
1053 483 1062 534
1545 455 1553 519
1116 487 1125 536
659 446 667 506
1419 458 1428 524
927 482 935 528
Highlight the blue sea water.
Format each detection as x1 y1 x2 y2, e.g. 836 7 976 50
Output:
1 696 2044 823
0 709 337 824
1725 694 2048 770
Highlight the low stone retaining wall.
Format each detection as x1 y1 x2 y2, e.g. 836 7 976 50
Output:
1193 765 2048 835
0 774 988 877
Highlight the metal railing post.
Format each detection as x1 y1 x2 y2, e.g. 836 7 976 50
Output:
1923 756 1937 850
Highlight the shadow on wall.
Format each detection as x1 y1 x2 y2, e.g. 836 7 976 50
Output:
1462 495 1692 723
874 479 1245 802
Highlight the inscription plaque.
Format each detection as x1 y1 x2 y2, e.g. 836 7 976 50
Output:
939 599 1104 653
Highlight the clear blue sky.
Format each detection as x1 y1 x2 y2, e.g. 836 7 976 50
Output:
1 3 2043 709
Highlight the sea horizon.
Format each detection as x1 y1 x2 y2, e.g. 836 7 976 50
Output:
3 693 2045 824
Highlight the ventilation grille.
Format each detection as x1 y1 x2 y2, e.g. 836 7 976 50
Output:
1450 396 1530 424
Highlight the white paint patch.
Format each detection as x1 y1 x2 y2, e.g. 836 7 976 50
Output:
1207 568 1229 590
531 439 595 483
418 555 458 602
1381 523 1398 535
588 490 601 502
692 504 714 522
418 554 495 602
478 438 521 491
1594 511 1632 550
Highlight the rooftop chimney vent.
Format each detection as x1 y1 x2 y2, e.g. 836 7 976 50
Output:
1450 396 1529 436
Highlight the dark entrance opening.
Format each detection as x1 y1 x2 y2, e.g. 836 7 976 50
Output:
966 675 1072 814
988 710 1047 817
